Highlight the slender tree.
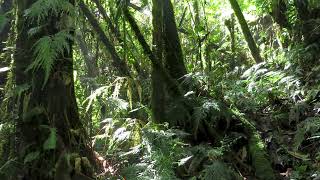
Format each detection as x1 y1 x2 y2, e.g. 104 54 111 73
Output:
79 0 131 77
229 0 263 63
151 0 166 122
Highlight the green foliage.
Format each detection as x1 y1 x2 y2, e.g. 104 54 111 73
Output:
104 123 187 180
294 117 320 151
249 134 276 180
26 30 73 88
199 161 241 180
24 151 40 164
3 0 320 179
25 0 74 23
43 128 57 150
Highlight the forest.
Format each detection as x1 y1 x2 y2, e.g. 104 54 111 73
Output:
0 0 319 179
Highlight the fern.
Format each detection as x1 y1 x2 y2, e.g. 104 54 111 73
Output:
199 161 241 180
24 0 74 23
294 117 320 151
25 30 73 89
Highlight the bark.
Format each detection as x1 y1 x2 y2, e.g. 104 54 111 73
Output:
124 5 186 123
123 7 182 97
14 0 94 179
229 0 263 63
148 0 190 126
150 0 166 123
163 0 187 80
79 0 131 77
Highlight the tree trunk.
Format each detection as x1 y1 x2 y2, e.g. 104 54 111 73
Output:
150 0 190 126
13 0 94 179
151 0 166 123
163 0 187 80
229 0 263 63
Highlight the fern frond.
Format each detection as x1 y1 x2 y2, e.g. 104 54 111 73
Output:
24 0 74 23
200 161 241 180
25 30 73 89
294 117 320 151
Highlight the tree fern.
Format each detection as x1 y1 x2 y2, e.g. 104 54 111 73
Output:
25 30 73 89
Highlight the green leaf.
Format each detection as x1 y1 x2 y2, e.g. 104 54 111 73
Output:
43 128 57 150
178 156 193 166
287 151 310 161
24 151 40 164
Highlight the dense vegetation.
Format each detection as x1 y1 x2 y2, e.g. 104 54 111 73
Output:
0 0 319 179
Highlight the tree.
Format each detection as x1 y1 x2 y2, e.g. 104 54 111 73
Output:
79 0 131 77
13 0 94 179
229 0 263 63
150 0 189 124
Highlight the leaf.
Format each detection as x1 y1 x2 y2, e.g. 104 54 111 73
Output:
178 156 193 166
0 67 10 73
43 128 57 150
24 151 40 163
23 106 45 121
127 80 133 109
287 151 310 161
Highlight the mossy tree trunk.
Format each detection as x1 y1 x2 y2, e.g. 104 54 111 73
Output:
13 0 94 179
151 0 189 125
151 0 166 123
229 0 263 63
162 0 187 80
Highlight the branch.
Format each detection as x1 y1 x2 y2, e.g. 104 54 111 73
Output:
79 0 131 77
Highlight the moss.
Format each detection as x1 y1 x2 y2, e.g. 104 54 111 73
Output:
232 108 276 180
248 134 276 180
